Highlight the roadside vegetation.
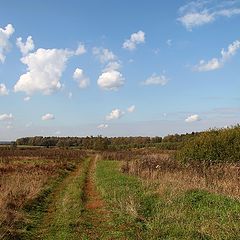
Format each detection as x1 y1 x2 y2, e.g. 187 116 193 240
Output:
0 125 240 239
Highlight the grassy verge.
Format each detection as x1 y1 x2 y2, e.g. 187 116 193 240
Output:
36 158 90 240
96 161 159 239
96 160 240 239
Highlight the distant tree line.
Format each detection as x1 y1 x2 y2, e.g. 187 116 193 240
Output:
16 132 198 150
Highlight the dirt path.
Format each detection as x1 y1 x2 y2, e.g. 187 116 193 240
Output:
32 156 116 240
79 155 114 239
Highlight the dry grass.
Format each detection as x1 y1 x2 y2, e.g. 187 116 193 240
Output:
122 153 240 200
0 148 86 239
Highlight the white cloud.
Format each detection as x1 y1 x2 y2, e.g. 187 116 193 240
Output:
106 109 124 120
142 74 168 86
97 70 124 91
0 24 15 63
178 1 240 30
75 43 86 55
166 39 172 46
103 61 121 71
23 96 31 101
41 113 55 121
14 48 74 95
97 123 108 129
16 36 34 55
92 47 116 63
185 114 201 123
0 83 9 96
178 12 214 30
0 113 13 121
127 105 135 113
194 40 240 71
123 30 145 50
73 68 90 88
68 92 73 99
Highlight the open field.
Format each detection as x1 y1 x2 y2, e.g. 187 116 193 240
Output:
1 128 240 240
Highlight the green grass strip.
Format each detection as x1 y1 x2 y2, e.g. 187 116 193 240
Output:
96 160 240 240
33 158 90 240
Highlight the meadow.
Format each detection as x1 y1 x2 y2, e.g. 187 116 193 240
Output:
1 125 240 239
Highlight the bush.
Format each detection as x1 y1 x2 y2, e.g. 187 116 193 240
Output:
176 125 240 164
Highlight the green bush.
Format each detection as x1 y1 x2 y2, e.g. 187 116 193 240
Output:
176 125 240 164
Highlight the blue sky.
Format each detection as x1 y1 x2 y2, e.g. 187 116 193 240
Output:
0 0 239 140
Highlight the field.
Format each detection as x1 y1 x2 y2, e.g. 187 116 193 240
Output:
1 128 240 240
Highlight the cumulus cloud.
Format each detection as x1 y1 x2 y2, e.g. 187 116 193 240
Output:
106 109 124 120
0 24 15 63
0 113 13 121
142 74 168 86
41 113 55 121
194 40 240 71
123 30 145 50
14 48 74 95
16 36 34 55
75 43 86 55
185 114 201 123
73 68 90 88
127 105 135 113
97 70 124 91
94 47 125 91
178 1 240 30
97 123 108 129
92 47 116 63
0 83 9 96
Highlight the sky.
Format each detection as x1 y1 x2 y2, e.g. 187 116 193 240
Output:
0 0 240 140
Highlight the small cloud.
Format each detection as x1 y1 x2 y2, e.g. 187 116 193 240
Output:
75 43 86 55
166 39 172 47
0 24 15 63
16 36 34 55
0 83 9 96
103 61 121 71
142 73 169 86
92 47 116 64
41 113 55 121
73 68 90 88
106 109 124 120
68 92 73 99
0 113 13 121
123 30 145 50
55 130 61 135
97 70 124 91
153 48 160 54
194 40 240 72
185 114 201 123
127 105 135 113
24 96 31 101
97 123 108 129
178 1 240 30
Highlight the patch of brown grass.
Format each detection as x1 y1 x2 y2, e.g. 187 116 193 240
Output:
122 153 240 200
0 147 86 239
